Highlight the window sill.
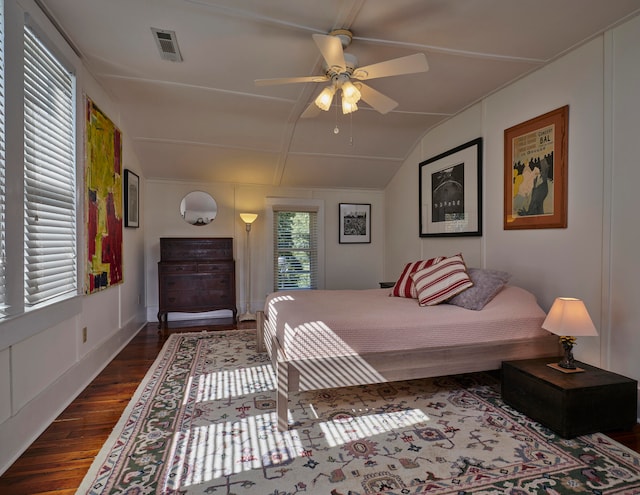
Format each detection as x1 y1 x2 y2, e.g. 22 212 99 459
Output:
0 295 82 350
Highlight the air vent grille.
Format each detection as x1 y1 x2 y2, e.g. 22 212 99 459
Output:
151 27 183 62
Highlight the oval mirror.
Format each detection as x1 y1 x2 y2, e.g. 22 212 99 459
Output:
180 191 217 226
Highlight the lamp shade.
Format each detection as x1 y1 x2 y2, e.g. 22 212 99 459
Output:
239 213 258 224
542 297 598 337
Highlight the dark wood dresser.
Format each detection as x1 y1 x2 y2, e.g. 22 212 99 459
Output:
157 237 236 329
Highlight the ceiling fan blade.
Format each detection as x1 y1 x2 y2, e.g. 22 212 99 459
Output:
255 75 328 86
357 83 398 114
312 33 346 71
300 102 321 119
353 53 429 81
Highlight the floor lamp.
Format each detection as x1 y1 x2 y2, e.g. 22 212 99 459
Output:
238 213 258 322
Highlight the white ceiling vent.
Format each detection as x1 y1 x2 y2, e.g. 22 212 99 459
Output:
151 28 183 62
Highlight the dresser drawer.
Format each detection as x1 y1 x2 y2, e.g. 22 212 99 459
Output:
162 272 232 291
160 237 233 261
162 289 234 309
159 263 197 274
197 261 234 273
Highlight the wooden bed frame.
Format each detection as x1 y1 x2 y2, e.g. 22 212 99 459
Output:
256 310 560 431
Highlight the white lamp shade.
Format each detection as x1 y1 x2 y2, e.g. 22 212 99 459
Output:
542 297 598 337
240 213 258 224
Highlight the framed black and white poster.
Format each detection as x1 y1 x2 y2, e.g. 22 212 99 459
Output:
339 203 371 244
419 137 482 237
124 169 139 228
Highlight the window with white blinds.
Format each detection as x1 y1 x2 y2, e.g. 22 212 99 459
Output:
0 1 5 311
273 210 318 291
23 25 77 306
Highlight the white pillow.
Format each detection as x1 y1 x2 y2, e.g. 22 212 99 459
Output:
411 254 473 306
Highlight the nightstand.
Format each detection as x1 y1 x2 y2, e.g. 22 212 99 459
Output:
502 358 637 438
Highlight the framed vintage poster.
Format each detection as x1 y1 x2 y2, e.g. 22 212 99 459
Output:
504 105 568 229
124 169 139 228
419 137 482 237
339 203 371 244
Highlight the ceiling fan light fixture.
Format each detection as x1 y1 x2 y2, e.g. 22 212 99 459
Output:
315 86 336 111
341 80 361 104
342 98 358 115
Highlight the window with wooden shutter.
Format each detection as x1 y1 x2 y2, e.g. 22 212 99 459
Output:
23 24 77 307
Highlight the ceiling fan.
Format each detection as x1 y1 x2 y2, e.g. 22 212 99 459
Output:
255 29 429 118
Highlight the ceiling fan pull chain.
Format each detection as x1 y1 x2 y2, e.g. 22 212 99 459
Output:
349 112 354 146
334 99 340 134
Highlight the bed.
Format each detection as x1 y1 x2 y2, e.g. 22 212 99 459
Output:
257 278 559 431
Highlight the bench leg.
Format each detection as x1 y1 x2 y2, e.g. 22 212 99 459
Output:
256 311 265 353
276 359 289 431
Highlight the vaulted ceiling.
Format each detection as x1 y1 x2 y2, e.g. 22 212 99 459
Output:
39 0 640 189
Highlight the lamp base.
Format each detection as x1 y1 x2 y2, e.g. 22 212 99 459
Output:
553 338 580 370
238 312 256 322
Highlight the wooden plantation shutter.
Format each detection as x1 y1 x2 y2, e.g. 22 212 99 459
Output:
273 208 318 291
23 25 77 306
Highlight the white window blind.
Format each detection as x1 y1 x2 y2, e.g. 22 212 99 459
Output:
0 1 5 311
23 25 77 306
273 209 318 291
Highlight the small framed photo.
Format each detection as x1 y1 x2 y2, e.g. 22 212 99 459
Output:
339 203 371 244
124 169 139 228
419 137 483 237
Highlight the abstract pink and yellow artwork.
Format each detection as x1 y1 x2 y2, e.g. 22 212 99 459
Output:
85 97 123 294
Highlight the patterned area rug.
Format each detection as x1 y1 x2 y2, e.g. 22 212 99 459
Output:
76 330 640 494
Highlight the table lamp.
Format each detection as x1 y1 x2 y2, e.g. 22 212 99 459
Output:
542 297 598 372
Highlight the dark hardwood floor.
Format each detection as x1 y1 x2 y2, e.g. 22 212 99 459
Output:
0 319 638 495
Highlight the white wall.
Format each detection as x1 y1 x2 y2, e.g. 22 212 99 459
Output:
0 0 147 474
385 18 640 407
145 182 385 323
386 102 485 282
609 15 640 381
484 38 606 365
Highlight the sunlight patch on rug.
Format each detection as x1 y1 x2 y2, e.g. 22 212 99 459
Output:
76 330 640 495
320 408 430 447
194 364 276 402
170 413 306 486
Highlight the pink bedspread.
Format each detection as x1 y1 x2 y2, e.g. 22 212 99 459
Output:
263 286 548 361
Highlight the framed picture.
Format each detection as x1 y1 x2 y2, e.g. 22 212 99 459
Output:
339 203 371 244
124 169 139 228
419 137 482 237
85 97 123 292
504 105 568 229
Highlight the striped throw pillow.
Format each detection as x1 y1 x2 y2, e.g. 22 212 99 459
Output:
411 254 473 306
390 256 445 298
